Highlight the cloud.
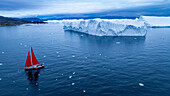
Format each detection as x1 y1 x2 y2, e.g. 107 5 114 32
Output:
0 0 41 11
0 0 168 17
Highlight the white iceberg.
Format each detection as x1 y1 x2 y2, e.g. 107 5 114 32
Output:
62 19 147 36
140 16 170 28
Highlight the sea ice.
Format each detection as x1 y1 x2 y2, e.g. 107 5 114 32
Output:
116 42 120 44
57 55 60 57
72 55 75 58
69 76 72 78
73 72 75 74
139 83 144 86
83 90 86 92
35 83 38 86
1 52 4 54
0 63 3 66
72 83 75 85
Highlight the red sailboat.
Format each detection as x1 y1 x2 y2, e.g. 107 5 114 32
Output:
25 47 44 70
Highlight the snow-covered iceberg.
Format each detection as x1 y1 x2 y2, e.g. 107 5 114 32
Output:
140 16 170 28
62 19 147 36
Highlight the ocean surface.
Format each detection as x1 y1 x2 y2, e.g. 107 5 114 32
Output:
0 23 170 96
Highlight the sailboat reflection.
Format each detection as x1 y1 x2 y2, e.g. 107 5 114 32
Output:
25 70 40 86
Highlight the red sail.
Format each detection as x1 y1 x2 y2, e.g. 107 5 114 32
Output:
25 51 31 67
31 47 40 65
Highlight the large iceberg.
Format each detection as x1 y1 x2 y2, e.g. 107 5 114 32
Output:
62 19 147 36
140 16 170 28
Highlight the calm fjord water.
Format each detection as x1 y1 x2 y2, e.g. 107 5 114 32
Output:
0 24 170 96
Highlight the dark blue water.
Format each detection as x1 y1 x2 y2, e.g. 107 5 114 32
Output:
0 24 170 96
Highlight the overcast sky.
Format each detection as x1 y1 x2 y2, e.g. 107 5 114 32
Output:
0 0 169 17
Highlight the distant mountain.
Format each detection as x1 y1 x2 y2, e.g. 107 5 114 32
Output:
21 17 43 22
38 14 137 20
0 16 45 26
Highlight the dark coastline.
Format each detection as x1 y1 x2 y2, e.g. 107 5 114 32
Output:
0 16 46 26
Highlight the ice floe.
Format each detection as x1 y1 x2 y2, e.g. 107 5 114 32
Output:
72 83 75 85
139 83 144 86
83 90 86 92
69 76 72 78
72 55 75 58
116 42 120 44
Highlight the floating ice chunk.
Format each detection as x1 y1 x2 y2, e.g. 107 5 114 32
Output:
139 83 144 86
72 55 75 57
38 89 41 91
85 57 88 59
56 52 59 53
73 72 75 74
56 78 58 81
57 55 60 57
43 55 46 58
2 52 4 54
0 78 2 80
13 81 15 83
116 42 120 44
72 83 75 85
20 43 23 45
99 54 102 56
134 38 137 40
80 35 84 37
69 76 72 78
24 45 27 47
0 63 2 66
36 83 38 86
26 88 28 90
83 90 86 92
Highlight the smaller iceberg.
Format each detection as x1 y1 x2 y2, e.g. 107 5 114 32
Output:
62 19 147 36
140 16 170 28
